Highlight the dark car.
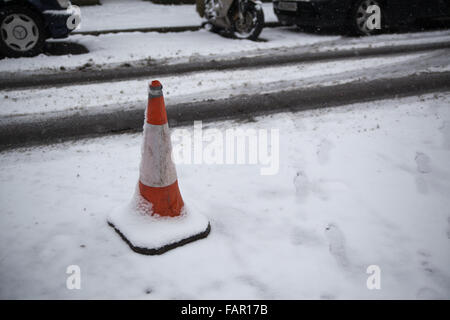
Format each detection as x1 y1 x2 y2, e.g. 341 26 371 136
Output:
273 0 450 35
0 0 81 57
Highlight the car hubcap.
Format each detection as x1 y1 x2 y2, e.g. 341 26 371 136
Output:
1 14 39 52
356 0 379 34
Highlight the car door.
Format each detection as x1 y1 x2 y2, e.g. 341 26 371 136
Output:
384 0 415 25
416 0 441 18
438 0 450 16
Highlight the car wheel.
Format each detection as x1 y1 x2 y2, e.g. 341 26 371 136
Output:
231 4 265 41
0 6 45 58
350 0 383 36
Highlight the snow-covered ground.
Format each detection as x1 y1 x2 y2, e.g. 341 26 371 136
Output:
1 93 449 299
0 27 340 74
1 49 448 118
77 0 277 32
1 19 449 74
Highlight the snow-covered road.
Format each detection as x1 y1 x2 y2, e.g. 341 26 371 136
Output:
1 0 449 301
0 93 449 299
2 49 448 118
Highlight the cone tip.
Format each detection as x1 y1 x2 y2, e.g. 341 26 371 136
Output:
146 80 167 125
150 80 162 89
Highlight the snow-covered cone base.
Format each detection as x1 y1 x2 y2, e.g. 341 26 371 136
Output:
108 194 210 255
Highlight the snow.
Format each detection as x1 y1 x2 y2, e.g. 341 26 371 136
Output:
77 0 277 32
1 49 448 118
0 93 449 299
0 17 449 74
108 198 210 251
0 28 341 73
44 4 81 18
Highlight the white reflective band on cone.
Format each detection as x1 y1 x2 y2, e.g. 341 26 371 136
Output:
148 84 163 97
148 89 163 98
139 123 177 188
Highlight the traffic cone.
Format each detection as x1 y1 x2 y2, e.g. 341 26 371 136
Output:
108 80 210 255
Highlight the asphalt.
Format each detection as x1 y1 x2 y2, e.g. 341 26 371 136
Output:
1 71 449 151
1 39 450 90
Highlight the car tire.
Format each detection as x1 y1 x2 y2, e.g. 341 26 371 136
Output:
349 0 383 36
231 3 265 41
0 5 46 58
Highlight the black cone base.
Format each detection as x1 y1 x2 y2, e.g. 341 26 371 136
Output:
108 221 211 255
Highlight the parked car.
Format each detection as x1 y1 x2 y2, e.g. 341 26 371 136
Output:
273 0 450 36
0 0 81 57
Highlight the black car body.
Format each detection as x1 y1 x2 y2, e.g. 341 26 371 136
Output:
0 0 81 57
273 0 450 35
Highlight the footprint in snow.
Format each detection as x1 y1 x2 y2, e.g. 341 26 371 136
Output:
317 139 334 165
415 152 432 174
324 223 349 269
293 171 310 201
417 250 450 295
294 171 330 201
414 152 432 195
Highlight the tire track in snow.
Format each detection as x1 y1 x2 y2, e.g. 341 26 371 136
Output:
1 38 450 90
1 71 449 151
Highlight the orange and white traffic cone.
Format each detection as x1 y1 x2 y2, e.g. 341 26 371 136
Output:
108 80 210 255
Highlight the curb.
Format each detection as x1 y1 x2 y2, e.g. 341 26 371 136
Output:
71 22 281 36
1 71 449 151
1 40 449 90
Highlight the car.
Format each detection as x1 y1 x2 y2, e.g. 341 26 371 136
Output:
0 0 81 57
273 0 450 36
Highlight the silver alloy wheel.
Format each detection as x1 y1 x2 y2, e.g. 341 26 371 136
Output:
356 0 380 35
1 13 39 52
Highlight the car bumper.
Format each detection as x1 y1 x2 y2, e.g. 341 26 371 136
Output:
43 5 81 39
273 0 348 27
